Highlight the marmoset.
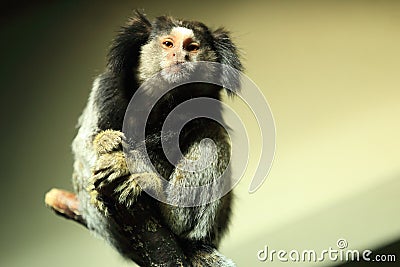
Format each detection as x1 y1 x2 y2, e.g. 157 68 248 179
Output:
72 11 242 266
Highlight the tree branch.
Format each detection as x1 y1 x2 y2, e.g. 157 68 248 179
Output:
45 188 189 267
45 188 86 226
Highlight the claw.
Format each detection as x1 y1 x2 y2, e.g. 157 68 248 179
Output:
115 174 143 207
88 132 162 213
93 129 124 155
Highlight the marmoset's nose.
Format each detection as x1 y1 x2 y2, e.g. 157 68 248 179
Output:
172 48 187 62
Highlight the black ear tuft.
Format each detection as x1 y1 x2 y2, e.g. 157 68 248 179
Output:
212 28 243 94
107 10 152 74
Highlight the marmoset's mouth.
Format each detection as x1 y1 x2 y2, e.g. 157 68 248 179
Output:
161 62 195 83
165 61 191 72
167 63 183 73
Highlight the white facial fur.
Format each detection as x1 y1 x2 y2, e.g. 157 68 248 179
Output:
139 26 196 83
138 25 217 84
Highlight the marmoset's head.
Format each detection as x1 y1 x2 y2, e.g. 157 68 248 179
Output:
139 17 221 83
107 11 242 91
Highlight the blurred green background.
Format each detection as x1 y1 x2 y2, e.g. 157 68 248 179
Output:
1 1 399 266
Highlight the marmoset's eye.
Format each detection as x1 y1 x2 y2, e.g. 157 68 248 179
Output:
186 42 200 52
162 39 174 48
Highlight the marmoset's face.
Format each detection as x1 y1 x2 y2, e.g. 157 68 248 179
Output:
158 27 199 74
157 26 200 82
138 22 218 83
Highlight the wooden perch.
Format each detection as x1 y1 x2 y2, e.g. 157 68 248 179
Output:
45 188 189 267
45 189 85 226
